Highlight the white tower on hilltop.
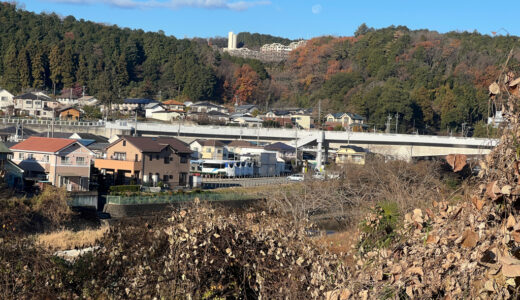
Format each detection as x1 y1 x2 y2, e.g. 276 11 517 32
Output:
228 31 237 50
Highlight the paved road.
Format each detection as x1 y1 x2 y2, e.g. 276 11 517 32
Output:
201 176 291 188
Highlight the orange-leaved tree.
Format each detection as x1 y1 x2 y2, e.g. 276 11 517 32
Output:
233 64 260 103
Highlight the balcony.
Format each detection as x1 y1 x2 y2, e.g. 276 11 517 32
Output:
94 158 142 172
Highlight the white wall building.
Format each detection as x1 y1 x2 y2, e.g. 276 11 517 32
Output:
227 31 237 50
0 89 14 110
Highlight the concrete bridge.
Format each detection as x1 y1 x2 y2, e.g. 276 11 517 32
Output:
106 121 498 168
0 118 497 169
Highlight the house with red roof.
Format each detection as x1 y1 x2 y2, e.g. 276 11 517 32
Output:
162 99 185 111
10 137 95 191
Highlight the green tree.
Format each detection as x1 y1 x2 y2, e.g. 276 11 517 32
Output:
17 47 33 89
31 46 48 89
49 45 62 94
1 44 19 92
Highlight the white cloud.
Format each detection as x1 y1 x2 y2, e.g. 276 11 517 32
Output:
46 0 270 10
311 4 322 14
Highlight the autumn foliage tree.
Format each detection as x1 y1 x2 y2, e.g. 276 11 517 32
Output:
233 64 260 103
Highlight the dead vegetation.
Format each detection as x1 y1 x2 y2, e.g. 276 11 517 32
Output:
323 51 520 299
265 158 446 228
1 202 348 299
36 227 108 251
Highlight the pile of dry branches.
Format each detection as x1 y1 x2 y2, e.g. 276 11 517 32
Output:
325 53 520 299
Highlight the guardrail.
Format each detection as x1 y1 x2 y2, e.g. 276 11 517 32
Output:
0 118 105 127
106 192 258 205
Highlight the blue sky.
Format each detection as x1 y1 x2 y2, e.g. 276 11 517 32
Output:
19 0 520 39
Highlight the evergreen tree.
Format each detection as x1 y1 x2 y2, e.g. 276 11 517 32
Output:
31 46 49 89
49 44 62 94
1 44 19 92
17 47 33 90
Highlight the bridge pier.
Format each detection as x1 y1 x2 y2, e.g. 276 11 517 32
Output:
316 131 324 171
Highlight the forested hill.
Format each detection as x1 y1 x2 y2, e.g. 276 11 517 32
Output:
275 26 520 134
2 2 520 134
0 2 220 101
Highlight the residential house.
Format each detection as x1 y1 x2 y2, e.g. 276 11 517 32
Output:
162 99 186 111
94 136 192 186
262 110 293 127
113 98 158 115
235 104 259 114
264 142 296 161
77 95 99 107
189 139 227 160
10 137 95 191
189 101 228 114
291 114 313 129
226 140 263 159
145 102 165 119
69 133 109 158
13 92 60 118
231 116 263 127
151 110 185 122
0 89 14 111
58 106 82 121
0 141 24 189
207 110 230 123
335 145 366 165
55 89 80 106
325 112 366 130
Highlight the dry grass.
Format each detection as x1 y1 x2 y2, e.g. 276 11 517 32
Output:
36 226 108 251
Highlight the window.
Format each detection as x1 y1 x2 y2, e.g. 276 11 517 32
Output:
149 154 153 161
113 152 126 160
25 100 31 105
122 140 126 146
27 154 34 160
156 155 159 160
169 175 173 179
180 155 188 164
61 156 70 165
76 157 85 165
18 153 24 160
164 156 170 164
163 175 169 182
1 96 6 101
205 148 211 153
42 155 49 162
217 149 222 154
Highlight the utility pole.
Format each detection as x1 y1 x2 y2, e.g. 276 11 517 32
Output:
395 112 399 134
133 108 138 137
318 99 321 129
294 126 298 172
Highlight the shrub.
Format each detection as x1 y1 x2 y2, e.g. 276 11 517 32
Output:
109 185 140 194
357 201 400 254
31 186 73 228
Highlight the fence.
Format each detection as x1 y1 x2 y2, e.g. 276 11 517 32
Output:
106 192 258 205
0 118 105 127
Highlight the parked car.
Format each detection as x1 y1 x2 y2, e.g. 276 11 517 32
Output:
287 173 305 181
